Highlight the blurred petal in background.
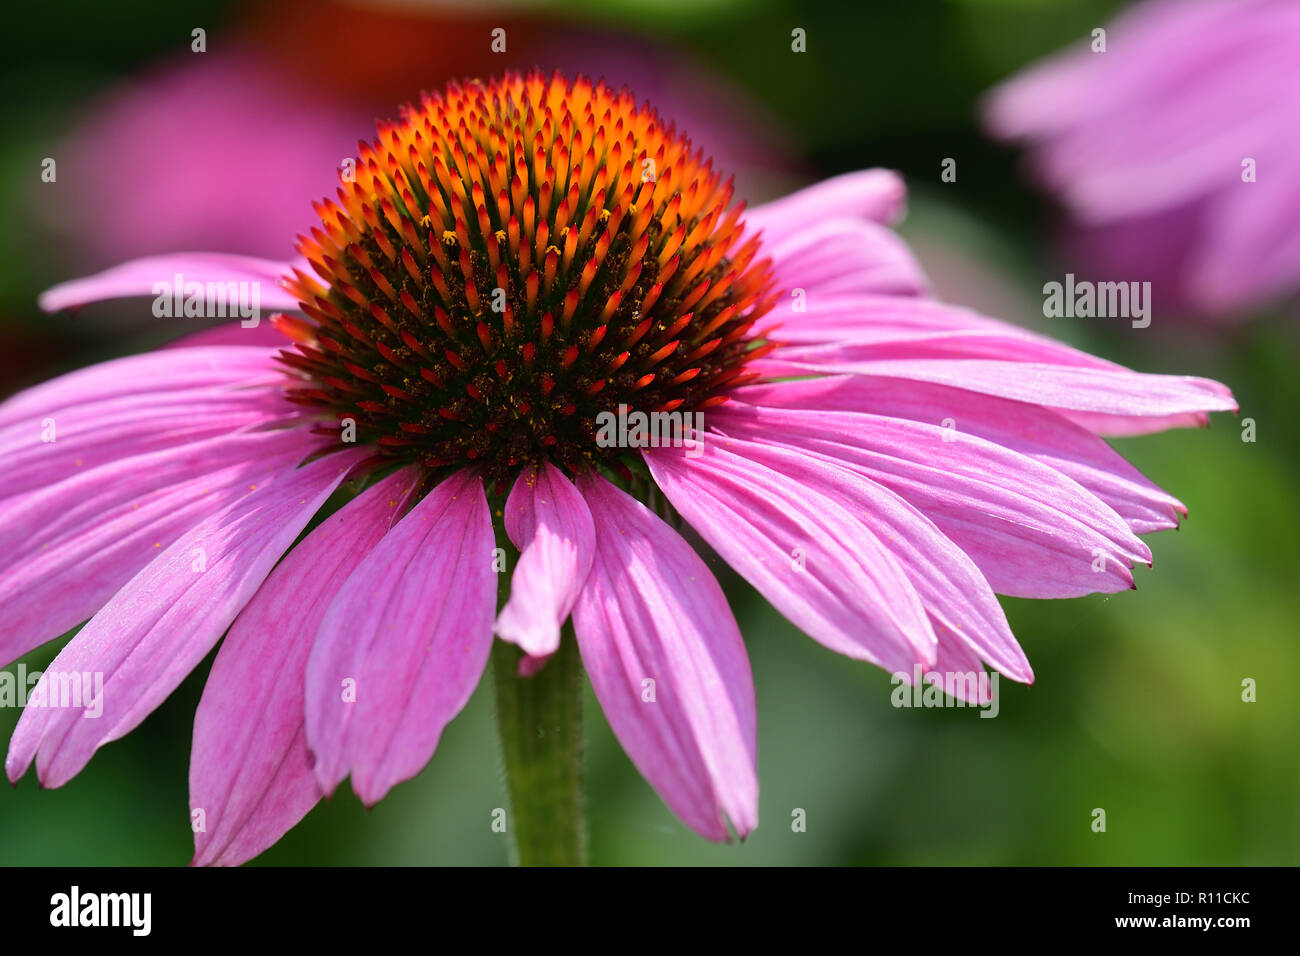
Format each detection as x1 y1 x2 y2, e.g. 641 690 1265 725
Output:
985 0 1300 319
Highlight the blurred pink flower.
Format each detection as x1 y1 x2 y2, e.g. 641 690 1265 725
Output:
985 0 1300 319
44 50 369 264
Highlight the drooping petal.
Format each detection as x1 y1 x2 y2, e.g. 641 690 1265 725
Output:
5 447 365 788
738 374 1186 533
711 401 1148 598
305 469 496 806
496 462 595 660
38 253 301 314
573 473 757 840
926 636 995 707
686 431 1032 683
0 428 321 667
190 468 417 867
644 441 936 673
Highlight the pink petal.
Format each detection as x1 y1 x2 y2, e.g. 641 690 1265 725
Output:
983 0 1300 315
517 652 555 678
752 357 1236 428
687 431 1032 683
746 168 908 244
305 469 496 806
574 473 757 840
496 462 595 660
738 375 1186 533
644 441 936 673
0 428 321 667
1004 15 1299 222
756 293 1016 343
1190 136 1300 311
161 321 294 350
1053 409 1212 437
5 448 365 788
774 328 1121 370
38 253 300 314
711 402 1148 598
984 1 1257 145
0 379 295 499
0 345 283 429
190 468 418 867
926 638 995 707
767 220 929 298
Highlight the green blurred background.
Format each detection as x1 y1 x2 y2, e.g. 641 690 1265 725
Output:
1 0 1296 865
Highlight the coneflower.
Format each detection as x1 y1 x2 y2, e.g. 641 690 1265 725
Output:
5 71 1235 865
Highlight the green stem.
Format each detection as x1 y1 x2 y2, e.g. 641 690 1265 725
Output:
491 626 586 866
